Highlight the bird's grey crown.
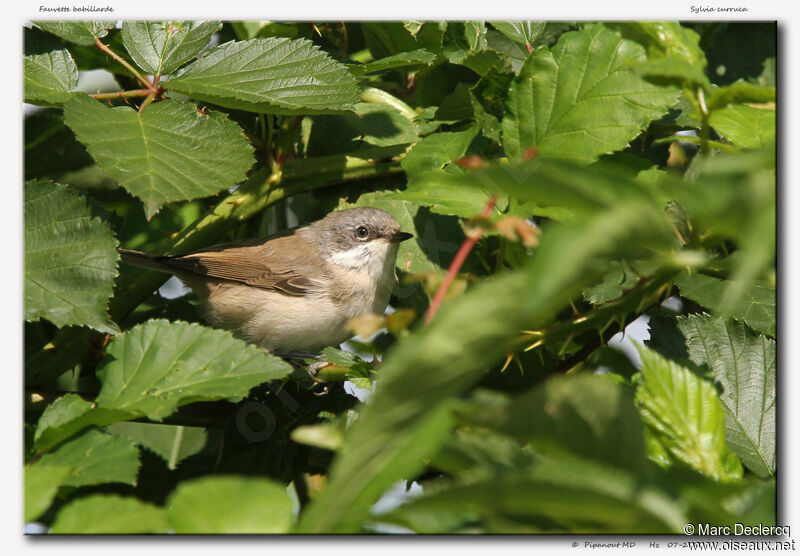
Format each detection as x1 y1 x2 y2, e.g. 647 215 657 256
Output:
307 207 402 252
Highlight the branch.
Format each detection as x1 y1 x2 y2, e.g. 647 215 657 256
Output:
90 89 152 100
95 39 153 90
425 196 498 325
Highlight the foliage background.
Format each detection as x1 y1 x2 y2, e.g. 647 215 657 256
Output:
23 20 775 534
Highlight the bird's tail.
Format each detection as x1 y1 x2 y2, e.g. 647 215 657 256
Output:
119 249 176 274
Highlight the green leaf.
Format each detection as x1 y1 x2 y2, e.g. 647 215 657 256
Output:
379 458 685 533
25 109 92 179
166 476 293 533
24 49 79 105
94 320 293 421
33 321 289 448
51 495 169 533
63 95 255 218
34 21 116 46
463 21 488 50
707 82 775 111
296 178 674 532
502 24 678 163
165 38 359 114
634 346 743 482
24 180 119 334
501 373 650 474
37 430 141 487
363 22 420 59
24 464 71 522
583 260 657 305
709 105 775 149
607 21 706 70
303 102 417 156
633 56 712 91
675 272 775 337
34 393 130 453
401 126 478 176
648 315 775 477
106 422 208 469
489 21 546 47
349 48 436 75
121 21 222 75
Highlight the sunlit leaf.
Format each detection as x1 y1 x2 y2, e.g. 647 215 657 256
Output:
167 476 293 533
24 180 119 333
34 21 116 46
24 464 71 523
24 49 78 105
647 314 775 477
634 346 743 482
121 21 221 75
165 37 359 114
63 95 255 218
502 24 678 163
51 495 169 533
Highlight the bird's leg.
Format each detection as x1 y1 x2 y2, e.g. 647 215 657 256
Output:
271 350 331 395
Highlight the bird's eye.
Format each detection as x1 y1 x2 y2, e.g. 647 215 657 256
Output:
355 226 369 239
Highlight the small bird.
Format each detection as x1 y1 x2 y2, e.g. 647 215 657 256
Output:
120 207 413 353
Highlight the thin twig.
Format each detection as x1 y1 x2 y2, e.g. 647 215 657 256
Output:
95 38 153 89
425 196 498 325
91 89 152 100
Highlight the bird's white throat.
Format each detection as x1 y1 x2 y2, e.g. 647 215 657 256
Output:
327 241 398 282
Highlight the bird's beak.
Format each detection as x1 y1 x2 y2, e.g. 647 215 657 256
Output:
390 231 414 243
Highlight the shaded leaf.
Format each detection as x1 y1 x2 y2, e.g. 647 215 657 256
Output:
707 82 775 111
24 49 78 105
24 180 119 333
34 21 116 46
303 101 417 156
501 373 650 474
503 24 678 163
379 458 685 533
165 37 359 114
24 464 71 523
51 495 169 533
38 430 141 487
121 21 221 75
363 22 420 59
167 476 293 533
634 346 743 482
63 95 255 218
648 314 775 477
106 422 208 469
675 272 775 337
607 21 706 70
24 109 92 179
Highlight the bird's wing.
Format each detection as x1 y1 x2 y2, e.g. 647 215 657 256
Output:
161 233 325 297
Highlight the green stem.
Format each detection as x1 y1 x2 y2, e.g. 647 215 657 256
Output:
696 87 711 156
360 87 418 121
167 426 185 470
90 89 152 100
95 39 152 90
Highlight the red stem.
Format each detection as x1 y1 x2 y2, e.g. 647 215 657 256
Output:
425 196 498 325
